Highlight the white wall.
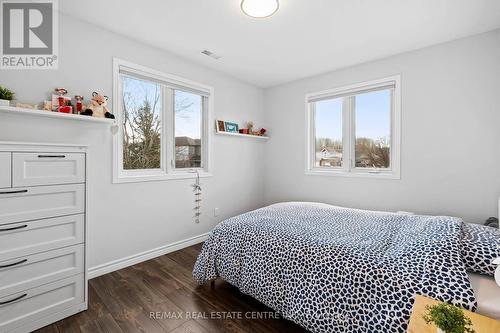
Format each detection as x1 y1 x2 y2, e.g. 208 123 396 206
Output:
264 30 500 223
0 15 266 273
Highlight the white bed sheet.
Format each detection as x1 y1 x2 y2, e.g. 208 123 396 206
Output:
468 272 500 320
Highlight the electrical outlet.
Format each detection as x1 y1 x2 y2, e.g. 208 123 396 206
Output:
214 208 220 217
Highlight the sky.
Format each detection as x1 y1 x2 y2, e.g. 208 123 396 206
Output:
175 90 201 140
315 98 342 142
315 89 391 142
123 75 162 117
122 76 202 140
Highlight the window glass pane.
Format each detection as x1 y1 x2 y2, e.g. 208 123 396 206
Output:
174 90 202 168
354 89 391 169
121 75 162 170
314 98 343 167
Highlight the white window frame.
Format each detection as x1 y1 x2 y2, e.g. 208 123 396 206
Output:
305 75 401 179
112 58 213 183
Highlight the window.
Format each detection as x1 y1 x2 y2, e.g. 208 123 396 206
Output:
306 76 400 178
174 90 202 168
314 97 343 168
113 59 212 183
122 75 162 170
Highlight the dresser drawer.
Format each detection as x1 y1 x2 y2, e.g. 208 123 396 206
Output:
0 245 84 298
0 152 11 189
0 214 84 262
0 184 84 225
12 152 85 187
0 274 84 333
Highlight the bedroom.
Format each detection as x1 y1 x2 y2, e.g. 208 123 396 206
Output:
0 0 499 332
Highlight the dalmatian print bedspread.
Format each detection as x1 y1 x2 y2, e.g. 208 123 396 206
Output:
193 202 476 333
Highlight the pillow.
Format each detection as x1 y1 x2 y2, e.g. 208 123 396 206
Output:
461 223 500 276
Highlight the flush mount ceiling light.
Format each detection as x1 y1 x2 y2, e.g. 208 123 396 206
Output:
241 0 279 18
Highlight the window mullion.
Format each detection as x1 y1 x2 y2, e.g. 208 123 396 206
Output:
164 86 174 174
117 75 125 176
201 96 208 170
342 97 351 172
390 88 395 170
350 96 356 172
310 102 316 170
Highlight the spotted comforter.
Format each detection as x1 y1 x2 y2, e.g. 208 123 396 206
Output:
193 202 476 333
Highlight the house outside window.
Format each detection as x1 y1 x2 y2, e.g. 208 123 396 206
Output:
175 136 201 168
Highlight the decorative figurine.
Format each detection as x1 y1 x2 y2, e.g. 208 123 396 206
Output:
74 95 84 114
43 100 52 111
54 88 72 113
246 121 254 134
80 92 115 119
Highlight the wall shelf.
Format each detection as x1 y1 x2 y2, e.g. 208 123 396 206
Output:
0 106 115 124
215 131 269 140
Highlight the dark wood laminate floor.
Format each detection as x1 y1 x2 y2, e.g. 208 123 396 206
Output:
35 243 308 333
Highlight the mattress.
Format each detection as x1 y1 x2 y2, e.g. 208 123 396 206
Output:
469 272 500 320
194 202 476 333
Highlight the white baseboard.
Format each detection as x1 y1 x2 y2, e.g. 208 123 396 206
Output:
88 233 209 279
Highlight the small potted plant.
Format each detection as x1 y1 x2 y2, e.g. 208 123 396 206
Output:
423 302 475 333
0 85 14 107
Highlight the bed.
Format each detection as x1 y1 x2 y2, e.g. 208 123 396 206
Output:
193 202 498 333
469 273 500 320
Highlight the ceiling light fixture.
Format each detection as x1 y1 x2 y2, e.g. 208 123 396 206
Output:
241 0 279 18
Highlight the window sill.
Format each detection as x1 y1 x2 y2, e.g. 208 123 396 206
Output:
113 171 213 184
305 169 400 179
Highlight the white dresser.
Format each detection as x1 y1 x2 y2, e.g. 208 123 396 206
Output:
0 142 88 333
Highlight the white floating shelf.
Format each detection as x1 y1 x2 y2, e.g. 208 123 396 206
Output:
215 131 269 140
0 105 115 124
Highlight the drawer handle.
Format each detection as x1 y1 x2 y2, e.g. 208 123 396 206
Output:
0 224 28 232
0 189 28 195
0 293 27 305
38 154 66 158
0 259 27 269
